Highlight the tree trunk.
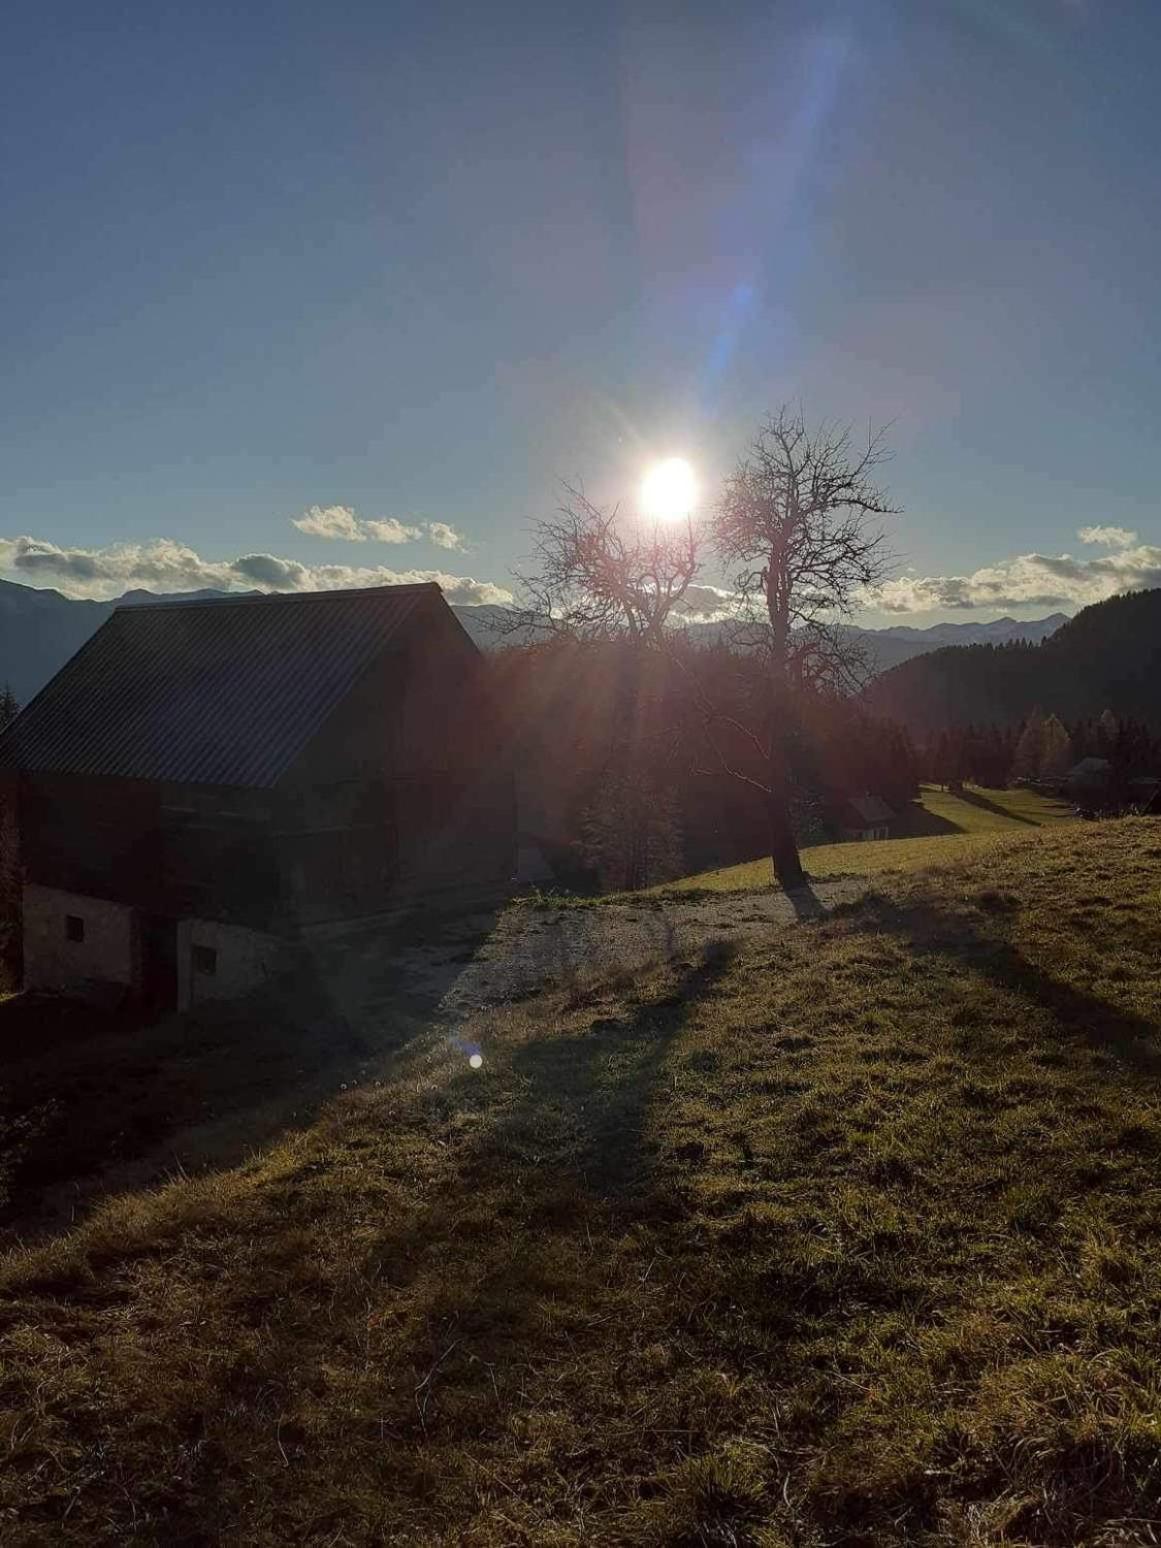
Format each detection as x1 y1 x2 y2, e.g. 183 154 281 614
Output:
765 661 805 892
768 791 805 891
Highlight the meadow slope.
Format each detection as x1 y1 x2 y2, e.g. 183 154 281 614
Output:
2 819 1161 1545
659 783 1072 897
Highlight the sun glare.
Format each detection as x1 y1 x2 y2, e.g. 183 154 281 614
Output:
641 457 697 522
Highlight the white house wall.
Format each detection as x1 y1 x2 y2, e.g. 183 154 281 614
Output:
23 883 137 995
176 918 288 1011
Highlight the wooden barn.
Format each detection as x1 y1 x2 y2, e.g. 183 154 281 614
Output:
0 584 515 1009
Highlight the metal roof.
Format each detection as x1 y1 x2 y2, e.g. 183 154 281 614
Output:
1065 757 1112 778
844 794 895 826
0 584 441 788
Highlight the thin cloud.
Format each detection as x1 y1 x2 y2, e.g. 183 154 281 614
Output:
672 582 740 622
291 504 466 549
0 535 513 608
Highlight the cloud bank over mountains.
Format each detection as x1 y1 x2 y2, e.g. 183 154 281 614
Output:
868 527 1160 614
672 525 1161 619
0 536 511 608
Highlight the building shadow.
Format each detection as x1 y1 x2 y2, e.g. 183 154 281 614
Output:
0 901 507 1245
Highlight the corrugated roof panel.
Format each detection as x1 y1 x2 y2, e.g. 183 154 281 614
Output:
0 584 442 787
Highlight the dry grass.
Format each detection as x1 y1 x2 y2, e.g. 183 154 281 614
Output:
0 959 423 1243
2 819 1161 1544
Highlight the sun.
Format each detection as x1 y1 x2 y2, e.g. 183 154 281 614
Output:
641 457 697 522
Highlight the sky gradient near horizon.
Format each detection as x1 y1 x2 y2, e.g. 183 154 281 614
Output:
2 0 1160 623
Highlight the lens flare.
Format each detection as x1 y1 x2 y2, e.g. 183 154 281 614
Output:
641 458 697 522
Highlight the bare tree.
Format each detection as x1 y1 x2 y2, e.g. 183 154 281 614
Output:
504 423 895 901
502 483 699 643
500 483 699 895
708 407 897 889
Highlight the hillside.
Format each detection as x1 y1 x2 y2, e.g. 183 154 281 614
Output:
0 575 1065 705
869 588 1161 733
3 820 1161 1544
652 782 1072 896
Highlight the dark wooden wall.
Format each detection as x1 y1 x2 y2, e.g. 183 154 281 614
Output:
285 604 515 916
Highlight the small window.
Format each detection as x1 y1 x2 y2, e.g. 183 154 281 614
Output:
192 944 217 977
65 914 84 943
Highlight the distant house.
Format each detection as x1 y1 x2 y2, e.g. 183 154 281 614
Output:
0 585 514 1009
837 795 894 842
1062 756 1113 803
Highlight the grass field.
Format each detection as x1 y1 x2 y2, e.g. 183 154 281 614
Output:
3 817 1161 1544
661 783 1073 897
906 783 1074 834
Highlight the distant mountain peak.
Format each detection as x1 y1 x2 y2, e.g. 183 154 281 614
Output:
841 613 1068 673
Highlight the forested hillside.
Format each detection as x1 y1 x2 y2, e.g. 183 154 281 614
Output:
869 589 1161 733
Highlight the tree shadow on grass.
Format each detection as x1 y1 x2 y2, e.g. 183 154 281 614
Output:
846 891 1161 1075
502 936 738 1199
785 881 827 921
955 787 1042 827
894 801 965 838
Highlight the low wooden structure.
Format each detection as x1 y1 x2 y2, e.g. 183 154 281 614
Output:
836 794 894 842
0 585 514 1008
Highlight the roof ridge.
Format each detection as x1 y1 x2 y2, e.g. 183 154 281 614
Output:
2 582 445 786
114 582 441 613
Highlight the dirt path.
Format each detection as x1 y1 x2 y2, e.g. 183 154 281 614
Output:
367 877 868 1021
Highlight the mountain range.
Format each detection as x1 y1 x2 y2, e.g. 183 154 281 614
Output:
0 576 1067 708
838 613 1068 673
867 588 1161 733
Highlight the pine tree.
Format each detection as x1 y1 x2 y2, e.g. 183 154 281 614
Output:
1012 712 1045 781
0 684 18 729
1038 714 1073 781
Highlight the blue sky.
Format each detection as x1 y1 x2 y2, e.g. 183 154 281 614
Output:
2 0 1160 621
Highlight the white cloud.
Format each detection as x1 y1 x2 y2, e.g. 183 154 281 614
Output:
362 517 425 543
291 505 369 540
1078 524 1137 549
0 535 513 608
291 504 466 550
427 521 465 551
868 542 1161 614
